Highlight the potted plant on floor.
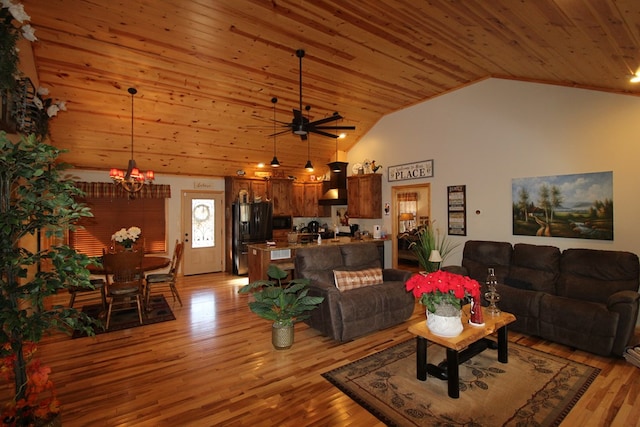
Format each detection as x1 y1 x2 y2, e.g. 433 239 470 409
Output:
238 264 324 350
0 132 99 425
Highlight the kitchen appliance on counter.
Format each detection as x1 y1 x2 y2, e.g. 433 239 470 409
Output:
232 201 273 275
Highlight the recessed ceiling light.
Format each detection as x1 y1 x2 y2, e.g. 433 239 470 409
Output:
630 72 640 83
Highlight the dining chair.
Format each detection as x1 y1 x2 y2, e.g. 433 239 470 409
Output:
68 278 107 310
102 249 145 329
145 240 184 309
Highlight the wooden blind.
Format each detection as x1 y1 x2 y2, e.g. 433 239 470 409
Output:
70 197 167 256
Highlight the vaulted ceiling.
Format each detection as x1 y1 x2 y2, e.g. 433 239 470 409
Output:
22 0 640 179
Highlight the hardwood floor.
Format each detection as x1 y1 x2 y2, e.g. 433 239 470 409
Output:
6 272 640 426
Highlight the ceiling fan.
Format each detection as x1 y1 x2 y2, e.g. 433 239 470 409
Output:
270 49 355 141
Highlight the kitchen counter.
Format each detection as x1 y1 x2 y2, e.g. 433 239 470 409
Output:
246 237 387 282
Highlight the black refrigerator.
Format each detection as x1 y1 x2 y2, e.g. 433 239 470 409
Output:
232 201 273 275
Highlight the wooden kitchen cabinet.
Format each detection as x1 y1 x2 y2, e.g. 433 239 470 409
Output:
269 178 293 216
347 174 382 218
292 181 329 217
225 177 268 203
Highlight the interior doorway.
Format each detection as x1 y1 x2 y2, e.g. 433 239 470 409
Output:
181 190 224 275
391 184 431 269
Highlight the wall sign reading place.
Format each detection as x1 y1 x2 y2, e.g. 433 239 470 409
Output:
387 160 434 182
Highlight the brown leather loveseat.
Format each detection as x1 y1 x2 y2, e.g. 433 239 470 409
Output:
449 240 640 356
295 243 414 342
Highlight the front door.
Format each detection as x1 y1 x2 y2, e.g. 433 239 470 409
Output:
182 191 224 275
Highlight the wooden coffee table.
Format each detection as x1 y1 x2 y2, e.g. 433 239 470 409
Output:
407 306 516 398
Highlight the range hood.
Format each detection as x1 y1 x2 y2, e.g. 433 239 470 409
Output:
319 161 348 205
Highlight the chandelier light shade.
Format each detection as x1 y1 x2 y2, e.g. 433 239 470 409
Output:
270 97 280 168
109 87 154 193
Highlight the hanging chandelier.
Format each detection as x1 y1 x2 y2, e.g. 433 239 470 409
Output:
109 87 154 193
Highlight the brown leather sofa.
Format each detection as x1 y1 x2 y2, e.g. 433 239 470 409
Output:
447 240 640 356
294 243 414 342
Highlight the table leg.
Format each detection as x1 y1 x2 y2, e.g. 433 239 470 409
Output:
416 336 427 381
446 348 460 398
497 325 509 363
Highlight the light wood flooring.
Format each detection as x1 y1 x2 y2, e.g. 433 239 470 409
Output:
6 272 640 426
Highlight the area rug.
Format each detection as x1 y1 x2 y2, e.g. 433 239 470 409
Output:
323 339 599 427
73 295 176 338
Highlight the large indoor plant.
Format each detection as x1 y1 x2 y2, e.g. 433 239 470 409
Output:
238 264 324 349
0 131 98 425
409 221 460 273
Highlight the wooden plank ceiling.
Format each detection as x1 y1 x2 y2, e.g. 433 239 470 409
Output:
21 0 640 179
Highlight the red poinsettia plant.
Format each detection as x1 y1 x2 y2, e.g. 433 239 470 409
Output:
406 270 481 314
0 342 60 425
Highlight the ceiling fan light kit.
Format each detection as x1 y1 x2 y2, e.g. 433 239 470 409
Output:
109 87 154 194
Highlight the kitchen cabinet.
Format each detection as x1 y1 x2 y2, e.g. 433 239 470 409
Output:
347 174 382 218
269 178 292 216
225 177 268 203
292 181 329 217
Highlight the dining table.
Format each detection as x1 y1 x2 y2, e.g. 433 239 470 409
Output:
88 255 171 275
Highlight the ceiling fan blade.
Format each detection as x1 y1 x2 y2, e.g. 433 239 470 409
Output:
314 125 357 130
309 114 342 127
310 129 340 138
269 129 292 137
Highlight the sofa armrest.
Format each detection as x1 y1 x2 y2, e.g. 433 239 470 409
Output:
383 268 412 283
607 290 640 356
306 281 344 340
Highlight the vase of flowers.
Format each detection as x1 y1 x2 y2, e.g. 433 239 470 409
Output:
111 226 142 250
406 270 481 337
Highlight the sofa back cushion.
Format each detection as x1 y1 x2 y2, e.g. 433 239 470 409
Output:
558 248 640 303
333 268 384 291
462 240 512 283
340 243 381 269
507 243 560 294
294 246 344 285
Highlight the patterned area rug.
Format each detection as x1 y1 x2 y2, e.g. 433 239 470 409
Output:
73 294 176 338
323 339 599 427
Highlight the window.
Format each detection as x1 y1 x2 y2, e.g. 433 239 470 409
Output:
69 182 171 256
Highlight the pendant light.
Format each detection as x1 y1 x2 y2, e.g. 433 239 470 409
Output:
109 87 154 193
304 106 313 171
270 97 280 167
332 119 341 172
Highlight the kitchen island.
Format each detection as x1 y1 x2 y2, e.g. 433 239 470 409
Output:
247 237 386 282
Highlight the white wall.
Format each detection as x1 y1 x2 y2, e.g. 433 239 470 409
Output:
348 78 640 266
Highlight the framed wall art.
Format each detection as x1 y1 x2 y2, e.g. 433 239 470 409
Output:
512 171 613 240
447 185 466 236
388 160 433 182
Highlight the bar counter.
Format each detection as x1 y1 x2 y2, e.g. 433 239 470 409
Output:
246 237 386 282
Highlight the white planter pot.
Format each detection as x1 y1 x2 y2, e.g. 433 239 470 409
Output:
426 304 463 337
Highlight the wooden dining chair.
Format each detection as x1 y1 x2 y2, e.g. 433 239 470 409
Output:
145 240 184 309
102 249 145 329
68 278 107 310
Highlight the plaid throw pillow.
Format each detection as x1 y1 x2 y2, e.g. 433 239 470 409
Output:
333 268 383 291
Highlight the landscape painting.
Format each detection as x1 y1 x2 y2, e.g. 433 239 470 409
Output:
512 171 613 240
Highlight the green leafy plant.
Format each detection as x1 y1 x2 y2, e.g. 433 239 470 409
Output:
238 264 324 327
409 221 460 273
0 132 99 425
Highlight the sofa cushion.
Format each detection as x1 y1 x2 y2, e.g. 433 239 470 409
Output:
558 249 640 304
333 268 383 291
507 243 560 294
461 240 512 283
340 243 381 269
